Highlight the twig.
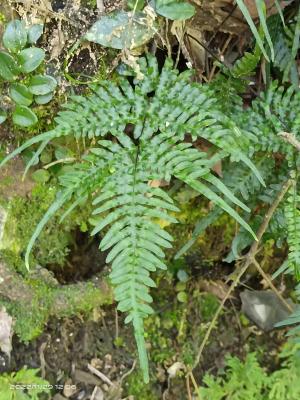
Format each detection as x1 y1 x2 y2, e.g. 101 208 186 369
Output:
119 360 137 384
252 258 294 312
87 363 113 386
115 309 119 342
188 178 293 391
278 131 300 152
186 375 193 400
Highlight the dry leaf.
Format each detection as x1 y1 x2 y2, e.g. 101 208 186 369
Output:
148 179 169 188
167 361 185 378
198 279 233 301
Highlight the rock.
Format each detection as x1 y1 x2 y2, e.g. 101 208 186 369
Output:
74 369 102 386
0 307 13 358
240 289 293 331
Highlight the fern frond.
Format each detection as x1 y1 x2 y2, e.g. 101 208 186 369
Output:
284 182 300 280
244 82 300 155
1 55 261 382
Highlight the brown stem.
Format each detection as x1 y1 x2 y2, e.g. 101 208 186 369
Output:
189 178 293 376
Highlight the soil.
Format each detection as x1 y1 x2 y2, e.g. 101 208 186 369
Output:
6 251 288 400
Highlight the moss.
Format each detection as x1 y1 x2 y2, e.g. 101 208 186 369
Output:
56 280 113 317
81 0 97 9
0 277 112 342
124 372 159 399
1 279 55 341
165 188 236 262
1 182 91 273
199 293 220 322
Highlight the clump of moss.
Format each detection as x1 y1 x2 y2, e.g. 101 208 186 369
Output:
1 276 112 342
124 371 160 399
1 182 91 274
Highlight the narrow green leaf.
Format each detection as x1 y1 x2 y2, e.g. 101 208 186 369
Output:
239 153 266 187
204 174 250 212
255 0 274 61
183 178 257 240
23 140 49 180
235 0 269 62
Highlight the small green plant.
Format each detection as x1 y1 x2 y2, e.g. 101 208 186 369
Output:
0 367 50 400
199 343 300 400
0 20 57 127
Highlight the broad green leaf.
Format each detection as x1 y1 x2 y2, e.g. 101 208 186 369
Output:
12 105 38 127
31 169 50 183
34 92 53 105
27 24 44 44
54 146 74 160
18 47 45 73
0 109 7 124
84 10 156 50
3 20 27 53
0 51 19 81
28 75 57 95
154 0 195 20
9 83 33 106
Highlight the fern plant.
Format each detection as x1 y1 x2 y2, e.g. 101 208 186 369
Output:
199 343 300 400
0 367 50 400
0 55 262 382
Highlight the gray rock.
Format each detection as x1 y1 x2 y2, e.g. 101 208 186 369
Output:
240 289 293 331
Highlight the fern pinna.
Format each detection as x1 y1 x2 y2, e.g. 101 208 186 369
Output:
0 55 259 382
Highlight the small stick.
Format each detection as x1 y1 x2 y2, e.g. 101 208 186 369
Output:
87 363 113 386
278 132 300 152
119 360 137 384
252 258 294 313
